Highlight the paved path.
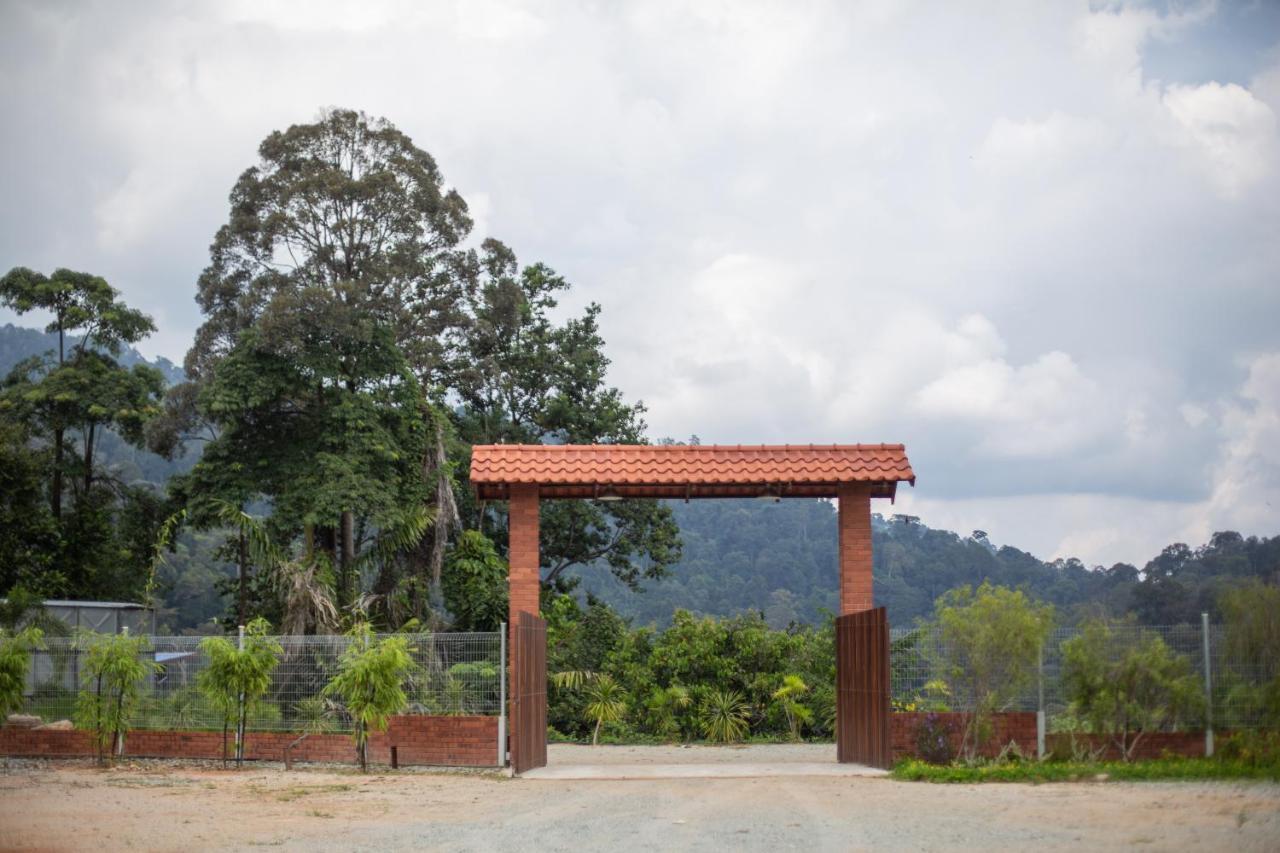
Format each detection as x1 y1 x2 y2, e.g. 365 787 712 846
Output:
523 761 886 779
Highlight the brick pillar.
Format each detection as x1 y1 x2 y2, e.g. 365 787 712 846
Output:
838 482 873 614
506 483 539 769
508 483 540 628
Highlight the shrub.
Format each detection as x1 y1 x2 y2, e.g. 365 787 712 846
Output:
700 688 750 743
772 675 812 741
74 632 159 765
1216 730 1280 769
1060 618 1204 762
197 617 283 767
323 622 415 770
912 713 957 764
0 626 42 718
930 583 1053 759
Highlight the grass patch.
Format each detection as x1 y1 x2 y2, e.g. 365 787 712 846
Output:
891 757 1280 784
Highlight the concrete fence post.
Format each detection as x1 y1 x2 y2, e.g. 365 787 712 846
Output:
498 623 507 767
1201 612 1214 758
1036 641 1045 760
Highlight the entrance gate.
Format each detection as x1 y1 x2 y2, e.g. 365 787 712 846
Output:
835 607 891 768
470 443 914 772
511 611 547 774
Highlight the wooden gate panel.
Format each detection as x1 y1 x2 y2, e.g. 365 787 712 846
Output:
835 607 891 768
511 611 547 774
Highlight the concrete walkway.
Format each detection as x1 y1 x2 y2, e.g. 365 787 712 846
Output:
522 761 887 780
522 743 888 780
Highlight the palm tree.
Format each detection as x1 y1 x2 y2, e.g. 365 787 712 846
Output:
772 674 812 741
582 675 627 746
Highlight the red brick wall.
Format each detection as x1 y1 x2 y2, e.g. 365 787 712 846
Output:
0 715 500 767
837 483 873 614
891 711 1038 760
1045 731 1214 761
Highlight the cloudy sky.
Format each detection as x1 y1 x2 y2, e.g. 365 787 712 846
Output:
2 0 1278 567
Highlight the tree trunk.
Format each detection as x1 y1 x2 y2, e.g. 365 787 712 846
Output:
83 421 96 495
340 510 356 607
237 530 248 627
51 427 64 519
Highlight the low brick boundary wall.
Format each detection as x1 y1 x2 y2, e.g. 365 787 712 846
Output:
0 714 500 767
1045 731 1216 761
891 711 1037 759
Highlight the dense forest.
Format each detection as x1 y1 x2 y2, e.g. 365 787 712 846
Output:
1 109 1276 639
4 320 1275 633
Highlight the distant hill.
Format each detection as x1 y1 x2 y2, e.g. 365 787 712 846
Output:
0 323 184 385
571 500 1280 629
5 322 1276 632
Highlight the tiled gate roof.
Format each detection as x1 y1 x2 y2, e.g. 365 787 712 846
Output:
469 444 914 500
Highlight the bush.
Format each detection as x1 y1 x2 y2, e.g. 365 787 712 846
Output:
197 617 283 767
0 627 42 718
1060 618 1204 762
323 622 415 770
1217 730 1280 769
700 688 750 743
930 583 1053 758
912 713 957 764
74 632 159 765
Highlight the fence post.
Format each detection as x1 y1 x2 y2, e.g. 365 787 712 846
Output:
498 623 507 767
1036 641 1045 760
1201 612 1213 758
236 624 245 762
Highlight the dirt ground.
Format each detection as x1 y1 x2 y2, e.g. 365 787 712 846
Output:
1 748 1278 852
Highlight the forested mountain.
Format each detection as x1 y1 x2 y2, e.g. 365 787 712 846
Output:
5 317 1277 632
573 500 1280 629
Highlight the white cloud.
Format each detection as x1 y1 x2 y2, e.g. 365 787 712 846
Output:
1 0 1278 565
1164 81 1279 196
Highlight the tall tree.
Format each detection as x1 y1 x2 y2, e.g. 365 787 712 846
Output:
449 242 681 589
163 109 475 623
0 267 166 600
0 267 157 518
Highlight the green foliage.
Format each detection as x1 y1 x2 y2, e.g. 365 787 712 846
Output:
772 675 812 741
1216 730 1280 768
197 617 282 766
891 757 1280 783
1218 581 1280 727
322 622 415 770
0 268 166 603
700 688 750 743
74 632 159 764
1060 618 1205 761
0 626 43 717
291 695 338 734
442 531 508 631
643 685 692 741
931 582 1054 758
581 674 628 746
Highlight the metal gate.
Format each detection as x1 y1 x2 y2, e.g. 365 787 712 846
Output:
511 611 547 774
835 607 891 768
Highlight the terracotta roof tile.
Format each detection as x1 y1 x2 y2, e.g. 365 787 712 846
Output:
469 444 914 501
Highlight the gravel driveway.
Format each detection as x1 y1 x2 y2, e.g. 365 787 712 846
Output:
2 750 1277 852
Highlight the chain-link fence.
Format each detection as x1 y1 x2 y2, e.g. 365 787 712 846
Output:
21 632 503 733
889 619 1276 733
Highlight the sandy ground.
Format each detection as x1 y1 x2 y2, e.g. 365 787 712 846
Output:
1 748 1278 852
